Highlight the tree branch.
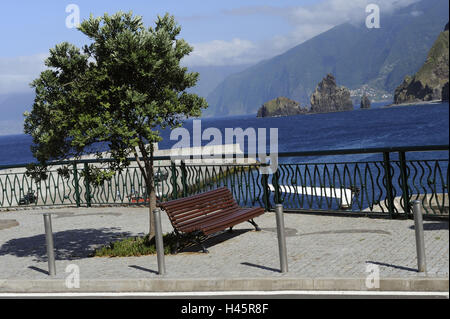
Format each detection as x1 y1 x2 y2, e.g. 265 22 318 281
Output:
133 147 148 182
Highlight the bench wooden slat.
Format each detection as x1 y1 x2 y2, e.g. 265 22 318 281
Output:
182 207 264 234
168 195 237 217
159 187 265 252
162 188 230 209
173 201 239 225
175 206 241 230
202 208 265 235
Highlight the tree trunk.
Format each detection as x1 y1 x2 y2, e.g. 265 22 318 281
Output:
147 146 157 240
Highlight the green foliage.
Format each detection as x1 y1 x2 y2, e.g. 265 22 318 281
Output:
92 232 196 257
24 11 208 184
415 30 449 87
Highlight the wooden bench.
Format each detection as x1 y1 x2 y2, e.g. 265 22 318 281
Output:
159 187 265 253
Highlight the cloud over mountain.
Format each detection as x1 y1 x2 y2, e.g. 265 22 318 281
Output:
183 0 420 67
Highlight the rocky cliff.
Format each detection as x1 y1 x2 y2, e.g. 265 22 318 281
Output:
309 74 354 113
394 23 449 104
205 0 449 117
257 97 308 117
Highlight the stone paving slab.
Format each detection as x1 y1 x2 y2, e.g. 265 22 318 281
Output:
0 207 448 292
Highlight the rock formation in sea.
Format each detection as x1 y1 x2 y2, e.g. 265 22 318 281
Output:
360 94 371 109
309 74 354 113
394 22 449 104
257 97 308 117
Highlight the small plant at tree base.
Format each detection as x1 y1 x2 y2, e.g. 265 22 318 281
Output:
93 232 199 257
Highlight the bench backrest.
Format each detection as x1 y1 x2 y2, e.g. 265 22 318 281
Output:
159 187 239 231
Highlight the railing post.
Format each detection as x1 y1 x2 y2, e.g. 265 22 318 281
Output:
383 152 395 218
399 151 411 216
72 162 81 207
170 161 178 200
272 170 282 205
84 163 91 208
411 201 427 273
180 161 187 197
262 172 271 211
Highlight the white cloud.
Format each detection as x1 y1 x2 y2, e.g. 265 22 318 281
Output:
184 0 420 67
410 10 423 17
0 54 47 95
183 38 261 67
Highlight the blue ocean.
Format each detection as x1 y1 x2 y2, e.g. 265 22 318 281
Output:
0 102 448 166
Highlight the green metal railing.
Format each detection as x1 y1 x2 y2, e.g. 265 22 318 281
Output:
0 145 448 218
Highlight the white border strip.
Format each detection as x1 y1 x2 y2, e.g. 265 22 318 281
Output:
0 291 448 298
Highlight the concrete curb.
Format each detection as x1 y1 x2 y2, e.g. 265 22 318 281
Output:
0 277 448 293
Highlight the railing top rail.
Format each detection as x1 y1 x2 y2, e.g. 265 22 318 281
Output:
276 144 449 158
0 144 448 170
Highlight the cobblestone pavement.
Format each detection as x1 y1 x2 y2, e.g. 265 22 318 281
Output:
0 207 448 280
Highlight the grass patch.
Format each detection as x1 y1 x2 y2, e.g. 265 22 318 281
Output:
93 232 183 257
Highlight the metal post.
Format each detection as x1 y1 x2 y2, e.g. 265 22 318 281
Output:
180 161 187 197
171 161 178 200
411 201 427 272
273 170 281 205
262 173 271 211
43 213 56 276
153 208 166 275
399 152 411 216
84 163 91 207
275 204 288 273
383 152 395 218
73 162 81 207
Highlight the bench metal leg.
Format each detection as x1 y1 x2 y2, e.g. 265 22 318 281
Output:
248 219 261 231
194 233 209 253
171 239 180 255
228 227 233 233
198 241 209 253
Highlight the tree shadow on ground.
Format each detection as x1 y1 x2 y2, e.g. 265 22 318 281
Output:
0 228 133 262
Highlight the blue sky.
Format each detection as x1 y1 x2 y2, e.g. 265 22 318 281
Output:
0 0 419 95
1 0 316 57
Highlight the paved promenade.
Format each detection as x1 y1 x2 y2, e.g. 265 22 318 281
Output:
0 206 448 292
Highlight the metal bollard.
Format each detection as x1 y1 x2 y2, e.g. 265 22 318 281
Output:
153 208 166 275
411 201 427 273
275 204 288 273
43 213 56 276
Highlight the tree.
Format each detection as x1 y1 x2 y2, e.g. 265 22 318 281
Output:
24 12 208 238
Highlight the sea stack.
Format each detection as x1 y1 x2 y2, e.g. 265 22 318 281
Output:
360 94 371 109
309 74 354 113
257 97 308 117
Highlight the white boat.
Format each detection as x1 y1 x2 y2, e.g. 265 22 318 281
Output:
268 184 354 209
